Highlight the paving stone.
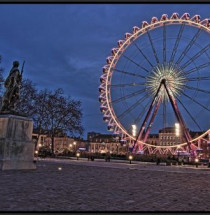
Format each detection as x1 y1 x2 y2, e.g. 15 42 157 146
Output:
0 158 210 211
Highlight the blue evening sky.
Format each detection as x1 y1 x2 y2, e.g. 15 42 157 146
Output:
0 4 209 138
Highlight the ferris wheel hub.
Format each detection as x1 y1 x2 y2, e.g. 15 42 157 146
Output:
146 62 187 100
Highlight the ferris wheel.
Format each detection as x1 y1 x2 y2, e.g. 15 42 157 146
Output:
99 13 210 155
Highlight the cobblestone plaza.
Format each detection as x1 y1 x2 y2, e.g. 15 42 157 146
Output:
0 158 210 212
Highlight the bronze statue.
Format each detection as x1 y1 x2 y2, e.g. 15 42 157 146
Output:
1 61 24 113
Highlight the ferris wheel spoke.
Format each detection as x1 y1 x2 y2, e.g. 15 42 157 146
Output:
111 82 145 88
176 28 202 65
170 24 185 63
184 85 210 94
181 91 210 112
117 94 149 119
180 44 210 70
163 23 167 63
122 54 150 74
184 62 210 76
112 88 146 104
146 31 160 64
176 96 202 131
133 42 154 68
114 68 146 79
162 96 166 131
187 76 210 81
134 99 152 125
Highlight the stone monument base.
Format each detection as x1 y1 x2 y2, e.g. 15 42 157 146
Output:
0 114 36 170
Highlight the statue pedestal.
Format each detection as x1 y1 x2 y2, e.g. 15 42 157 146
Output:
0 115 36 170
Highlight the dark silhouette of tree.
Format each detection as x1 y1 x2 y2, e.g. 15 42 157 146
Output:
33 89 49 136
44 88 83 154
17 80 83 154
16 79 37 116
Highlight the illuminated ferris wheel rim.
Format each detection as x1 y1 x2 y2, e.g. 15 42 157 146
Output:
132 129 210 149
100 13 210 148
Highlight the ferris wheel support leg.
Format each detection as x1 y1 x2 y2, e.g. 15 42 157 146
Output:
163 80 194 155
132 141 140 153
132 82 163 153
143 96 162 143
135 99 157 143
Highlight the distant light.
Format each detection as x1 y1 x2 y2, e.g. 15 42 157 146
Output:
132 124 137 137
73 141 76 146
76 152 80 157
58 167 62 171
129 155 133 160
175 123 180 137
195 158 199 163
69 144 73 148
38 144 42 147
35 150 38 154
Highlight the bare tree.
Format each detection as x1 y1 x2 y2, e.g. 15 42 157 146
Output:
16 79 37 116
43 88 83 154
15 77 84 154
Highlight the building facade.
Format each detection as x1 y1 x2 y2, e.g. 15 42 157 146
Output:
32 132 87 154
87 132 128 154
146 134 159 145
158 127 183 146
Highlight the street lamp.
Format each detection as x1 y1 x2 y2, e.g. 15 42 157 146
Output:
128 155 133 164
69 144 73 154
195 158 199 168
76 152 80 160
34 150 39 162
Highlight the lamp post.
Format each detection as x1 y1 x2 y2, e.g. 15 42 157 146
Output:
195 158 199 168
116 143 119 154
76 152 80 160
35 150 38 156
34 150 39 162
128 155 133 164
